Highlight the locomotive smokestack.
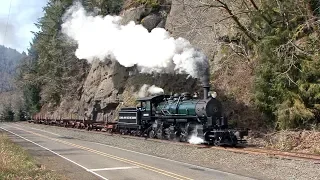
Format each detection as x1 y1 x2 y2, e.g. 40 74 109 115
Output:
203 85 209 99
201 68 210 99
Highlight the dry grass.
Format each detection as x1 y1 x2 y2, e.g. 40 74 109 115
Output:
248 130 320 154
0 133 65 180
211 45 265 129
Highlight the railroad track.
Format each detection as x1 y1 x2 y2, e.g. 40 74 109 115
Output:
29 122 320 162
238 147 320 161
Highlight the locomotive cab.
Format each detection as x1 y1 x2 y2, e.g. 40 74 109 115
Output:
136 95 171 124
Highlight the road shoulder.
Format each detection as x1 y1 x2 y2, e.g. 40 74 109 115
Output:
1 129 100 180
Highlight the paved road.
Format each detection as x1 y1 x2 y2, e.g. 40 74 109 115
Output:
0 123 255 180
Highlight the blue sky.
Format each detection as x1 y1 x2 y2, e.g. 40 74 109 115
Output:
0 0 48 53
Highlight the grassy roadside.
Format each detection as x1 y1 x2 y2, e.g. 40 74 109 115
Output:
248 130 320 155
0 132 65 180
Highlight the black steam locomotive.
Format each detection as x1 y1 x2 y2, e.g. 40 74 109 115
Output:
116 85 248 146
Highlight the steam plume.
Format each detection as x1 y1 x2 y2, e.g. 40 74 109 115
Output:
188 135 204 145
187 125 204 145
137 84 164 97
61 2 210 81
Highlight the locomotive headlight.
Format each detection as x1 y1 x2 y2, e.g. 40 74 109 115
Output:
211 92 217 98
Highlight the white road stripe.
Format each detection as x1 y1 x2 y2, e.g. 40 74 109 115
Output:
92 142 226 173
0 126 108 180
89 166 139 172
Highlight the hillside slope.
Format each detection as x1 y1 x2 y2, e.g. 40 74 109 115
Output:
0 45 25 92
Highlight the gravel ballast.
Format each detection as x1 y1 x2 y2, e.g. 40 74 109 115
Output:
16 122 320 180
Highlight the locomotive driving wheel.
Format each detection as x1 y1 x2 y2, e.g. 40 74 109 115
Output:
148 130 155 138
179 131 188 142
156 128 163 139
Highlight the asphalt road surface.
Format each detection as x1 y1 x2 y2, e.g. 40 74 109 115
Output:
0 123 255 180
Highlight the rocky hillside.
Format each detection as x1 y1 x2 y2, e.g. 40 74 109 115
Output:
21 0 319 131
51 0 258 127
33 0 269 126
39 0 205 123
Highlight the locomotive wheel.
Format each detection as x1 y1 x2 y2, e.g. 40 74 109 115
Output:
179 134 188 142
156 129 163 139
231 136 238 147
148 130 155 138
171 134 179 141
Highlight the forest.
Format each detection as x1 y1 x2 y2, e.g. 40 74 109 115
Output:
0 45 25 121
0 45 25 92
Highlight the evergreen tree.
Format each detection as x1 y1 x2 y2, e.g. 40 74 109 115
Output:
252 1 320 129
1 105 15 121
16 38 42 116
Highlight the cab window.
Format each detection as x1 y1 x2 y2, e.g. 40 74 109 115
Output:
142 101 151 111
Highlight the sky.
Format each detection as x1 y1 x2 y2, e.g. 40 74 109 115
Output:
0 0 48 53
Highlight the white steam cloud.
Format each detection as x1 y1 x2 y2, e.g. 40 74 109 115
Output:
188 135 204 145
187 125 204 145
137 84 164 98
61 2 209 79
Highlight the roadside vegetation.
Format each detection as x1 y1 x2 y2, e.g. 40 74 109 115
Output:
0 133 64 180
0 103 28 121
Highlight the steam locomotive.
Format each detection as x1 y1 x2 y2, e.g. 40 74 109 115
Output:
116 85 248 146
30 85 248 146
